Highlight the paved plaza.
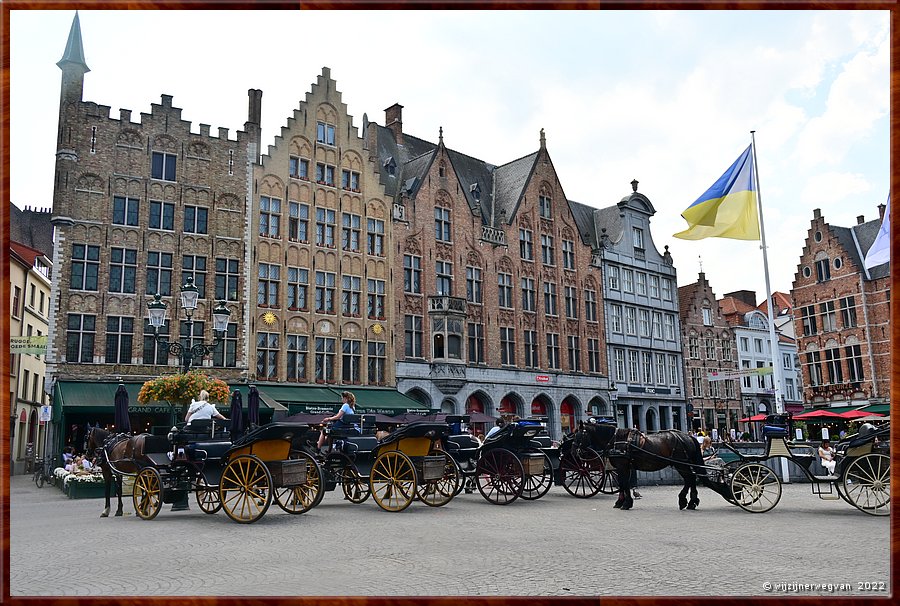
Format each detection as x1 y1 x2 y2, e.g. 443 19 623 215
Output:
8 474 891 598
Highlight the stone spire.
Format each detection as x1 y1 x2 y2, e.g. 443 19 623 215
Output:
57 12 90 73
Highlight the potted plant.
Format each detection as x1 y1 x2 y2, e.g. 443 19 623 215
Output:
138 371 230 421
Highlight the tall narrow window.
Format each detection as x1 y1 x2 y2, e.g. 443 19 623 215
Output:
366 218 384 255
468 323 485 364
642 352 653 384
405 315 423 358
228 150 234 176
315 337 336 383
567 335 580 372
588 339 601 373
367 341 386 385
143 319 169 365
146 251 173 296
66 314 96 363
288 267 309 310
112 196 139 226
315 271 336 313
664 314 676 340
815 258 831 282
71 244 100 291
215 258 240 301
367 279 385 319
286 334 308 380
498 273 513 308
613 348 626 382
316 208 336 247
546 333 560 369
435 207 452 242
625 307 637 335
820 301 836 332
564 286 578 319
259 196 281 237
212 323 238 368
500 327 516 366
825 348 843 384
636 272 647 296
608 266 620 291
622 269 634 293
652 312 662 339
628 350 639 383
562 240 575 270
541 234 555 265
257 263 280 307
342 213 361 251
846 344 864 382
543 282 558 316
521 278 536 312
104 317 133 364
524 330 539 368
585 289 597 322
256 332 279 380
539 195 552 219
649 275 660 299
182 255 207 299
466 267 483 304
149 201 175 230
662 278 673 301
109 248 137 294
404 255 421 294
632 227 644 250
840 296 857 328
702 307 713 326
801 305 817 336
436 261 453 296
316 121 336 145
342 275 361 316
806 351 823 386
519 228 533 261
655 353 667 385
90 126 97 153
289 202 309 242
609 304 623 333
342 339 362 384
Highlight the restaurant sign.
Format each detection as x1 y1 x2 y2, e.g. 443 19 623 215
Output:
10 336 48 355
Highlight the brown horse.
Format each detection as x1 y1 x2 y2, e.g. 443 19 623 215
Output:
86 427 149 517
573 420 712 511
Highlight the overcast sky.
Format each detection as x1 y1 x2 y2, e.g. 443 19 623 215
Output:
9 9 889 299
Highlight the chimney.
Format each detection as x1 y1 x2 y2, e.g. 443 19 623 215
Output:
247 89 263 125
857 215 865 225
813 208 822 219
724 290 757 308
878 203 886 221
385 103 403 143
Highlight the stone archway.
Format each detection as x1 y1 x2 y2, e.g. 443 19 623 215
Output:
466 390 492 415
404 387 433 409
560 395 582 435
645 408 658 432
588 396 609 417
440 398 456 414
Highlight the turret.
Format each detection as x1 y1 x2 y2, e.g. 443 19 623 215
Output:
56 12 90 134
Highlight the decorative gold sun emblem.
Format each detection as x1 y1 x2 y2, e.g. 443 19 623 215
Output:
372 324 384 335
262 312 277 326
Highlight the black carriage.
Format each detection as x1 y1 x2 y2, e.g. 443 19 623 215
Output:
298 414 460 512
474 418 556 505
130 420 323 524
552 417 618 498
707 414 890 515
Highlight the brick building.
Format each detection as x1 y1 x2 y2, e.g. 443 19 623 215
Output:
790 204 890 408
366 110 616 438
45 14 259 446
591 185 687 431
678 272 740 434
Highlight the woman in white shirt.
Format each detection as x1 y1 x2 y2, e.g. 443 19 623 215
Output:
185 389 228 424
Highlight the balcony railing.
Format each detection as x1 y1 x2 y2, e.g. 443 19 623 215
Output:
428 296 467 314
481 225 506 246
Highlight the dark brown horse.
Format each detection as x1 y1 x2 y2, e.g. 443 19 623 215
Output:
574 420 713 511
86 427 149 517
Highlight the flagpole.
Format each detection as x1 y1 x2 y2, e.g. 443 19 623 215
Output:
751 131 791 483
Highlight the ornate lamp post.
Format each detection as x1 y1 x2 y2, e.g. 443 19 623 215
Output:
147 277 231 373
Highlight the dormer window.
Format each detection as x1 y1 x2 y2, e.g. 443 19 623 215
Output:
384 156 397 177
632 227 645 250
470 183 481 202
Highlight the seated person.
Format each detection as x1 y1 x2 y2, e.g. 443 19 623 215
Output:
701 436 725 465
316 391 360 453
485 418 505 440
818 439 837 475
185 389 228 425
80 456 93 472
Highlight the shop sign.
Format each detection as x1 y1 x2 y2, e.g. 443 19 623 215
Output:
535 375 551 383
40 405 52 422
10 336 48 355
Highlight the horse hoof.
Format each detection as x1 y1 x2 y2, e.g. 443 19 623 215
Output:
679 500 687 510
115 511 123 517
613 501 623 509
687 503 697 510
100 511 109 518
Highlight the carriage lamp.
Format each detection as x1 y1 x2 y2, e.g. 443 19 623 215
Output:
147 279 232 374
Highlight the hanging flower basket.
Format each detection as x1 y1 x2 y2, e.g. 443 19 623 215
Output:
137 371 230 409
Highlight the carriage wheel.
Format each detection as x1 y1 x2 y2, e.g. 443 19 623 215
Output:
340 464 371 504
730 463 782 513
275 451 324 515
195 475 222 514
520 453 553 500
219 455 273 524
599 457 620 495
417 450 460 507
476 448 524 505
561 448 605 498
370 451 417 512
842 453 890 516
133 468 163 520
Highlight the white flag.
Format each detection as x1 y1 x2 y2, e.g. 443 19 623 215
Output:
864 195 890 269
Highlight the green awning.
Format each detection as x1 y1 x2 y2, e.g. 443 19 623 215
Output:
859 403 890 414
258 385 337 405
246 385 431 416
336 387 430 414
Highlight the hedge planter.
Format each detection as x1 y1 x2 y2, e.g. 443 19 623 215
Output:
64 481 107 499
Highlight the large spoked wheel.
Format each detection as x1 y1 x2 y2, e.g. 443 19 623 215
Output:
370 451 417 512
561 448 605 498
842 453 890 516
340 463 371 504
520 452 553 500
417 450 460 507
599 457 619 495
195 475 222 514
133 468 164 520
730 463 782 513
476 448 524 505
219 455 273 524
275 452 324 515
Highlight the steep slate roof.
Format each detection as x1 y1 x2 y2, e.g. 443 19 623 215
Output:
850 217 890 280
445 148 495 223
492 152 538 223
568 199 599 247
591 204 626 248
397 150 436 199
10 205 54 261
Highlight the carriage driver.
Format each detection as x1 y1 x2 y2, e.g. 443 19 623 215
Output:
185 389 228 424
316 391 360 453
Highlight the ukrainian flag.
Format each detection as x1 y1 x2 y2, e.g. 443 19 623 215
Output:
674 145 760 241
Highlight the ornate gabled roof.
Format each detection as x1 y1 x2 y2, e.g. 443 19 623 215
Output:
492 151 538 223
57 12 90 73
445 148 495 222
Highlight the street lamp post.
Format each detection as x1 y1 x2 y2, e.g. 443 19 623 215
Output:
147 277 231 373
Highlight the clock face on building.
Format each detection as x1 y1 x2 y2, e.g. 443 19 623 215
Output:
262 312 277 326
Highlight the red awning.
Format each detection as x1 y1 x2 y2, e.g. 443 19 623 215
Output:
838 409 883 420
738 414 767 422
793 410 845 420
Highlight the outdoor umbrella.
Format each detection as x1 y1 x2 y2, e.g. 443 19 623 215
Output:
229 390 244 438
113 383 132 434
738 414 767 423
838 409 882 420
248 385 260 426
793 410 845 420
466 411 498 424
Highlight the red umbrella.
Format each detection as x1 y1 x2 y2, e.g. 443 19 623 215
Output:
839 409 883 420
793 410 844 420
738 414 767 423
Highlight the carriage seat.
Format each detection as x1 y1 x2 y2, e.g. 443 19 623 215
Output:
762 425 789 438
329 414 362 438
187 441 232 461
340 435 379 456
173 419 231 443
446 434 480 452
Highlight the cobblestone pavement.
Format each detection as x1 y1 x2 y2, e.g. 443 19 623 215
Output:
8 475 890 597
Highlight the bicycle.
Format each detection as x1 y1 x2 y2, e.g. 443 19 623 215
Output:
32 457 54 488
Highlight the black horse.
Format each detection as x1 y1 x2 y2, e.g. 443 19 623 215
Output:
86 427 148 518
574 420 713 511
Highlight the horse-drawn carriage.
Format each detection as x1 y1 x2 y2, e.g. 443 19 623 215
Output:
91 421 324 524
708 414 890 515
296 414 460 512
